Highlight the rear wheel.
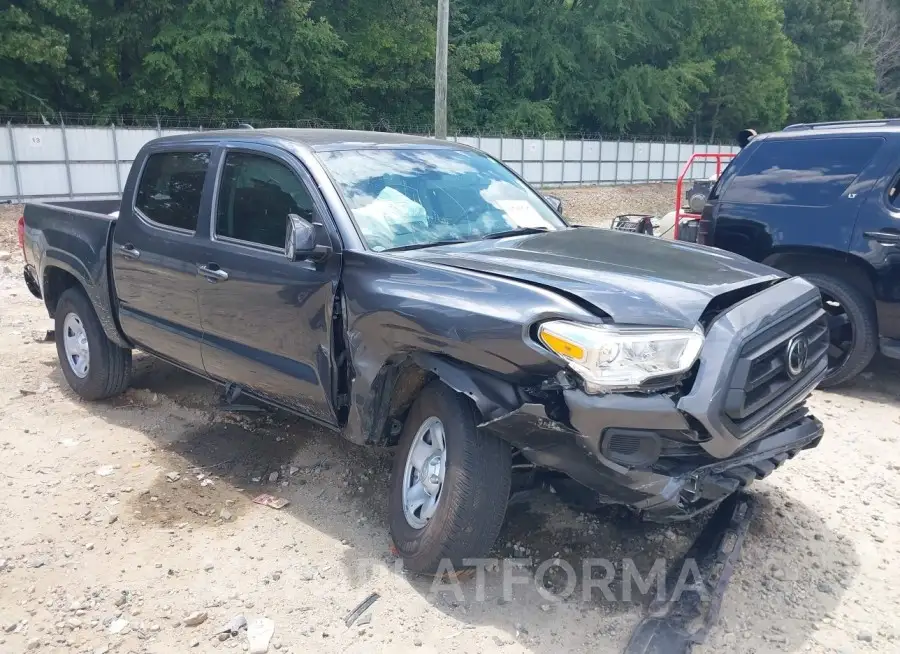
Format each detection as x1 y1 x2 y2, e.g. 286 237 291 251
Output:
801 273 877 387
55 288 132 400
388 381 512 573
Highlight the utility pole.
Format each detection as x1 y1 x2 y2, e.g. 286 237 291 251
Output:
434 0 449 139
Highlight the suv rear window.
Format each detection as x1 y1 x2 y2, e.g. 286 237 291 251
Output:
135 152 210 231
724 137 884 207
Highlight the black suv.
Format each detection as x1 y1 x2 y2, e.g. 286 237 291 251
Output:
697 119 900 386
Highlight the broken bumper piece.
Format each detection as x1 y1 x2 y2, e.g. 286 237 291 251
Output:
480 390 823 522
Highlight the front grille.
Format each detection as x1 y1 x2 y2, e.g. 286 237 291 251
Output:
723 300 828 434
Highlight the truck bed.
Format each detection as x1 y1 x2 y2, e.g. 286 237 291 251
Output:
22 198 127 347
32 199 122 216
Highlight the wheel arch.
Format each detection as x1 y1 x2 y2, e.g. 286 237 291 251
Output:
762 248 876 298
365 352 522 447
41 262 130 349
42 265 83 319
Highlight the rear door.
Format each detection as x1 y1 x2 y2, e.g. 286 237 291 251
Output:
710 136 887 261
111 147 214 372
851 146 900 339
196 144 342 425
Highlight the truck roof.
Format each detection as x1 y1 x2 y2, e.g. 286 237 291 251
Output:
151 128 459 152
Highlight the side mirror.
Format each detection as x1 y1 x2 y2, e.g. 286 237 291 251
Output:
544 194 563 214
286 213 330 262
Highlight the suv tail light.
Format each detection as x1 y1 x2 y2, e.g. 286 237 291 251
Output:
696 220 710 245
696 205 716 246
17 215 25 252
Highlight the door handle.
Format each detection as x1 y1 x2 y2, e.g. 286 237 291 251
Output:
197 264 229 282
863 231 900 245
116 243 141 259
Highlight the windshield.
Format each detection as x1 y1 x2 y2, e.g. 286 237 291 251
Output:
318 147 565 251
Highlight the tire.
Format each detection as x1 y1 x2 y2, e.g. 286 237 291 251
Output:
55 287 132 400
801 272 878 388
388 381 512 574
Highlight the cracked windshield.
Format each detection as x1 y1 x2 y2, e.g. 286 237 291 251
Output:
320 148 564 251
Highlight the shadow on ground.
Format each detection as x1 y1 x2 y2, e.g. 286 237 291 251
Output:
825 354 900 406
43 353 860 653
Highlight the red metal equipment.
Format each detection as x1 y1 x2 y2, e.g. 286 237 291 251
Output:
673 152 735 241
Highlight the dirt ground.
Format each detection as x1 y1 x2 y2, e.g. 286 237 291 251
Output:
551 184 677 228
1 195 899 654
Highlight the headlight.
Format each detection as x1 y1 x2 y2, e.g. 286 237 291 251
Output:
537 320 704 392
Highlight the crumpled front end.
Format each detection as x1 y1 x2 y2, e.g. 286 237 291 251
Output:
481 276 828 521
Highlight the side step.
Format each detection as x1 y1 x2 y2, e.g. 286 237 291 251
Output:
623 492 756 654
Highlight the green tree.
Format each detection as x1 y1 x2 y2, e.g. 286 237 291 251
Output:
689 0 793 140
311 0 438 127
784 0 880 123
0 0 894 137
0 0 91 113
124 0 349 119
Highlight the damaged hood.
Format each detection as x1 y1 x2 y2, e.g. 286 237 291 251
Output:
395 227 783 328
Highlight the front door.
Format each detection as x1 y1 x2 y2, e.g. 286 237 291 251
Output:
111 148 213 372
197 147 341 425
852 157 900 340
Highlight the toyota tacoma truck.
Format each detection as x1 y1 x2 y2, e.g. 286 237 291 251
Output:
19 129 827 573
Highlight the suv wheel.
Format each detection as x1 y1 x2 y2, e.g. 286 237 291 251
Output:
388 381 511 573
55 288 132 400
802 273 877 387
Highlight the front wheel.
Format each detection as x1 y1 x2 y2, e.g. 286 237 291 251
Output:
55 288 132 400
801 273 878 387
388 381 512 573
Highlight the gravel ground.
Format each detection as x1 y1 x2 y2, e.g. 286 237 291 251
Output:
550 184 677 228
1 194 900 654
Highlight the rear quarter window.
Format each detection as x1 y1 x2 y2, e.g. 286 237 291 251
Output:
722 137 884 207
135 151 210 231
889 169 900 208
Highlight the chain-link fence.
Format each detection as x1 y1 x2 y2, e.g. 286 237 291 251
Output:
1 111 732 143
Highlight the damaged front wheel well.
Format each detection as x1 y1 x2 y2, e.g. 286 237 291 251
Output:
369 354 524 446
370 360 436 447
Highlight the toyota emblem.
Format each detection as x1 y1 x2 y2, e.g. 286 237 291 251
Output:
785 335 809 378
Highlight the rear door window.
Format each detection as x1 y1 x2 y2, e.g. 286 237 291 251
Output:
723 137 884 207
135 151 210 231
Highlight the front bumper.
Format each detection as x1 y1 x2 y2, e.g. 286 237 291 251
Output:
483 398 822 521
481 276 828 521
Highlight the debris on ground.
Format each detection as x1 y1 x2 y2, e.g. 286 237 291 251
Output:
345 592 380 627
218 614 248 638
165 471 181 482
107 618 129 634
252 493 289 509
247 617 276 654
182 611 208 627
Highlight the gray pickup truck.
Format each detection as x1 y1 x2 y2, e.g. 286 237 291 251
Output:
19 129 827 572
